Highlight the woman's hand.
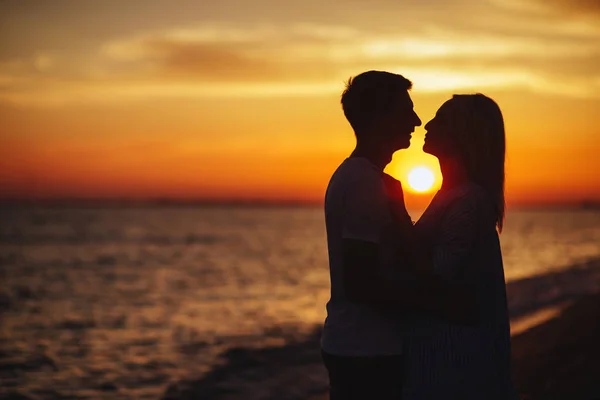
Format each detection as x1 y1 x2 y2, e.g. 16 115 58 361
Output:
382 173 435 276
382 173 413 226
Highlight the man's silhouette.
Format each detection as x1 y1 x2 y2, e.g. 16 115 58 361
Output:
320 71 419 400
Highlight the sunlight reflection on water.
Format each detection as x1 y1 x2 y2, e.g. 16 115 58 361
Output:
0 206 599 398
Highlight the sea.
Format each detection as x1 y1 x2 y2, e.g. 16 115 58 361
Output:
1 205 600 400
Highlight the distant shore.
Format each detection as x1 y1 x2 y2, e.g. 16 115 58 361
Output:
2 198 600 210
0 198 323 209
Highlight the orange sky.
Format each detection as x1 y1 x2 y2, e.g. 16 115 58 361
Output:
1 0 599 208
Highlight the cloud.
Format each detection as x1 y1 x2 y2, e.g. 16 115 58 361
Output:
99 24 357 82
144 40 276 80
543 0 600 16
1 18 599 106
99 24 600 79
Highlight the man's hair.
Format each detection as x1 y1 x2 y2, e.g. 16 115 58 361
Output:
340 70 412 136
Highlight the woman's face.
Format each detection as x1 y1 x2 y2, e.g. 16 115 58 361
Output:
423 100 459 158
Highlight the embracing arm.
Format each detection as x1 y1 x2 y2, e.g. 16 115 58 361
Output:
342 237 472 319
341 174 475 323
383 176 480 324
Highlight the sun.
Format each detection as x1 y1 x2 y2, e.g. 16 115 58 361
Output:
407 167 435 192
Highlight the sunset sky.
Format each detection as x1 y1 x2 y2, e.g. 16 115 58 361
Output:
1 0 599 208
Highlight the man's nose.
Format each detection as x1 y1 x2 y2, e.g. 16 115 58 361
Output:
414 112 422 127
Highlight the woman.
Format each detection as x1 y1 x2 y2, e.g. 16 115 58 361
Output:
393 94 519 399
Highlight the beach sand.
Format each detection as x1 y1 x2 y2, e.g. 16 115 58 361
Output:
511 293 600 400
156 292 600 400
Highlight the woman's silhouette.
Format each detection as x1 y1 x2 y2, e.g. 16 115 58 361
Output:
391 94 519 399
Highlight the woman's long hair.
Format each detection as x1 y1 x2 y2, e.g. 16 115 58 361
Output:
448 94 506 232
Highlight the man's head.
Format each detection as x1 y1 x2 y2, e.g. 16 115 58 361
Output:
341 71 421 151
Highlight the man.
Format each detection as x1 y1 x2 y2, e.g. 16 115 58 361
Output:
320 71 473 400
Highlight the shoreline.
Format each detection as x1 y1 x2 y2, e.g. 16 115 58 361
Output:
2 296 599 400
157 292 600 400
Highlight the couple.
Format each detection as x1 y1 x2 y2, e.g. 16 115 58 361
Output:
321 71 519 399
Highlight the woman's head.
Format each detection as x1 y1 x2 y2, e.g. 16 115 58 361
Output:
424 94 506 232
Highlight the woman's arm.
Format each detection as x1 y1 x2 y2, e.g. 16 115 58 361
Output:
339 173 475 324
383 176 480 324
343 237 475 325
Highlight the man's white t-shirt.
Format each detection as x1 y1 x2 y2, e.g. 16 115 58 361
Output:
321 157 405 356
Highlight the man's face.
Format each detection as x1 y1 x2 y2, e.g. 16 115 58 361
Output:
376 92 422 151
